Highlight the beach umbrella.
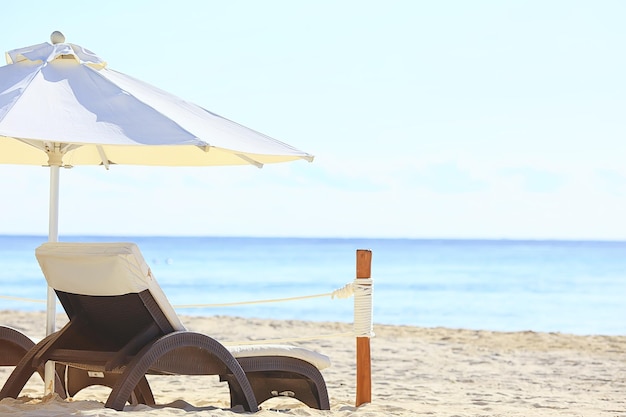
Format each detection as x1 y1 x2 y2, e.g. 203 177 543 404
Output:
0 32 313 390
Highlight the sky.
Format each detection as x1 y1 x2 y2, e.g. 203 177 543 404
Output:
1 1 625 240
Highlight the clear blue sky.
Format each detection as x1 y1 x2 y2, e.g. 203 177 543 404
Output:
1 1 625 239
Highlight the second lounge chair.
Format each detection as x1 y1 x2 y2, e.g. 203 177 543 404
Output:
0 325 37 370
0 325 68 396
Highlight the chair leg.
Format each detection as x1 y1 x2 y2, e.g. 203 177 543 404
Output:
222 370 330 410
132 375 155 405
105 332 258 412
223 356 330 410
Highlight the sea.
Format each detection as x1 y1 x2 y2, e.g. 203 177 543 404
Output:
0 235 625 336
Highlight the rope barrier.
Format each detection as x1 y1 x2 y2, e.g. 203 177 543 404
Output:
222 332 356 346
0 281 366 310
1 292 331 308
174 291 337 309
0 294 46 304
0 277 375 342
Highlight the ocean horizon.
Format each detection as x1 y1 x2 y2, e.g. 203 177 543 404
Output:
1 234 625 336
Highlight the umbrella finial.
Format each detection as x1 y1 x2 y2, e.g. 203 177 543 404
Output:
50 31 65 44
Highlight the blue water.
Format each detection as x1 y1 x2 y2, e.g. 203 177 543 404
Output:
0 235 625 336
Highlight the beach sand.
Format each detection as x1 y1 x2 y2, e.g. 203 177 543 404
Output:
0 310 624 416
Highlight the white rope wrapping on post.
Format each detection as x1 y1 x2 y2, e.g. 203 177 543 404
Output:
330 278 374 338
353 278 374 338
330 282 356 299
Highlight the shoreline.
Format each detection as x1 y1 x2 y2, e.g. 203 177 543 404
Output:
0 310 625 416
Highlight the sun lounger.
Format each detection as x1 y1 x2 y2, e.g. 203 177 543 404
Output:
0 242 330 411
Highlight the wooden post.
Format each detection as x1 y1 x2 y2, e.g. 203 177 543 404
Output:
355 249 372 406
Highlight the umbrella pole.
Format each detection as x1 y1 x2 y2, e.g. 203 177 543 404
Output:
44 164 60 395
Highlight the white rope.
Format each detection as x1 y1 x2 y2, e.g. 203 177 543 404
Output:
330 282 355 299
175 281 360 308
353 278 374 338
174 292 333 309
222 278 374 344
0 278 375 340
0 294 46 304
222 332 356 346
0 293 340 309
0 282 360 309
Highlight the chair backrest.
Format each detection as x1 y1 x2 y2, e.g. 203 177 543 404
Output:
35 242 185 332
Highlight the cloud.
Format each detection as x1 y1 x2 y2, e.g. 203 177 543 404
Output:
402 162 489 194
497 167 566 193
594 169 626 196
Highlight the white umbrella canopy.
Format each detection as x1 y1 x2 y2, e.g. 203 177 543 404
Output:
0 32 313 168
0 31 313 393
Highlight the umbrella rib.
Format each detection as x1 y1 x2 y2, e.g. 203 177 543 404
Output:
11 138 47 153
96 145 110 170
235 154 264 168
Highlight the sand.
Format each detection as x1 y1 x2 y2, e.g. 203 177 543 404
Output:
0 310 624 416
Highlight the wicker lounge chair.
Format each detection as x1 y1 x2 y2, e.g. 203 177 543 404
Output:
0 242 330 411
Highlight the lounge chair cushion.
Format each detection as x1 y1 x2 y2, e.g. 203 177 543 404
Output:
228 344 331 370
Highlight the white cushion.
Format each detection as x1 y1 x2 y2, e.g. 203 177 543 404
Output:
35 242 185 331
228 344 331 370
